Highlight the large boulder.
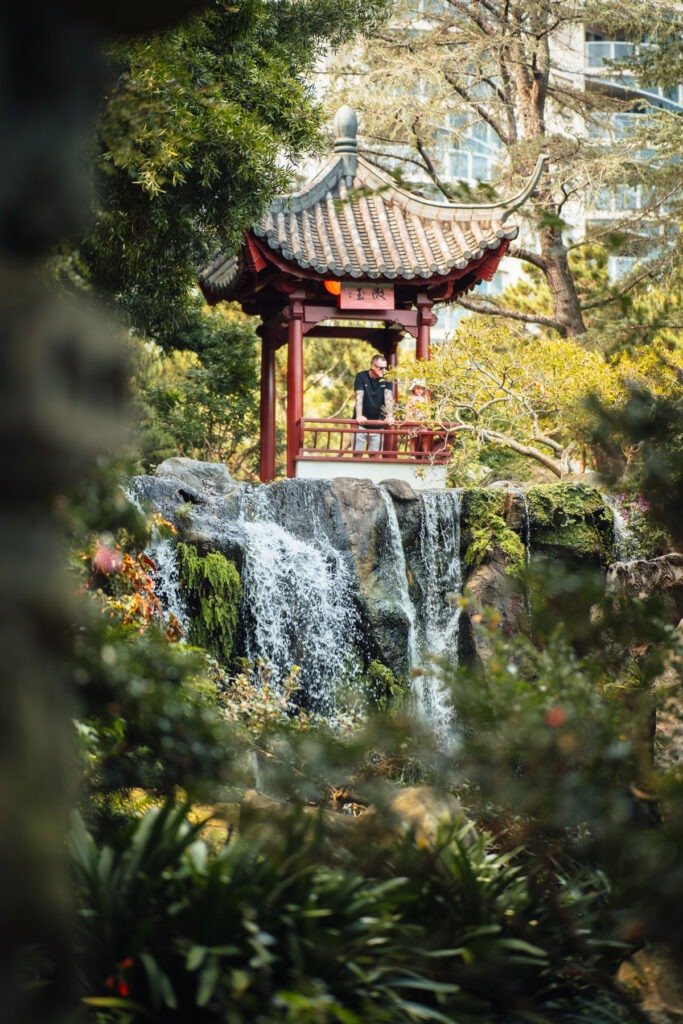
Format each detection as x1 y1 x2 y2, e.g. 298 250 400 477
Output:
617 944 683 1020
379 785 474 846
606 553 683 624
239 785 474 851
154 456 238 495
526 483 614 567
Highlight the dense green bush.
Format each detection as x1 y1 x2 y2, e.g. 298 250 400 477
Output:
69 800 633 1024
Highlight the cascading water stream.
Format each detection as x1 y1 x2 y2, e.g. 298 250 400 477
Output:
238 518 360 714
147 535 191 633
376 486 419 668
412 491 462 738
125 482 191 633
602 493 634 561
515 487 533 619
378 487 463 738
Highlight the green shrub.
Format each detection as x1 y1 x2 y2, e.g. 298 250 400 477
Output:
68 801 632 1024
177 543 242 667
73 616 242 812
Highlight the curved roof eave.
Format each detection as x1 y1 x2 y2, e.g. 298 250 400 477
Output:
267 151 548 224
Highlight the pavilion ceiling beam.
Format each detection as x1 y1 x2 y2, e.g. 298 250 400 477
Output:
305 325 403 341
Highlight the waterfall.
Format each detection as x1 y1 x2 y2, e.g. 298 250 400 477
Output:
124 482 190 634
147 536 190 633
515 488 533 619
602 493 635 561
377 487 463 738
239 518 360 714
377 486 419 667
133 471 466 733
412 491 462 738
235 483 464 730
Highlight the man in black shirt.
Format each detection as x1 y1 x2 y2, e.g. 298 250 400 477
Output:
353 354 394 452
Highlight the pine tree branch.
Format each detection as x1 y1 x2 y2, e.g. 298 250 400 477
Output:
507 245 548 271
412 125 456 200
456 296 565 332
442 70 510 146
363 145 446 189
580 266 657 311
446 0 491 35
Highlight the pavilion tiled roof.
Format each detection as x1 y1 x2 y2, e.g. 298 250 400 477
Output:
199 108 546 300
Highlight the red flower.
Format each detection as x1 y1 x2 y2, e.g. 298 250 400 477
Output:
93 541 123 574
545 706 566 728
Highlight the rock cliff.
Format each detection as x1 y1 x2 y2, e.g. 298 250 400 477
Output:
130 460 621 713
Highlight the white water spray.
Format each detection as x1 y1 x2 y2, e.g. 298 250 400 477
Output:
124 483 190 634
412 491 462 738
378 487 463 738
239 519 360 714
602 493 635 561
377 486 419 665
147 536 190 633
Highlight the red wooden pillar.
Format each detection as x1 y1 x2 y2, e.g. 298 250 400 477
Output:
259 329 276 482
286 297 305 478
381 335 400 458
388 337 399 403
416 293 436 361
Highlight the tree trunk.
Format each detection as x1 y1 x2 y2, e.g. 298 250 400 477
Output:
540 224 587 339
589 439 628 481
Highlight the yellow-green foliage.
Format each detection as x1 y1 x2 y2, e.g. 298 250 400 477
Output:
394 320 683 478
177 543 242 666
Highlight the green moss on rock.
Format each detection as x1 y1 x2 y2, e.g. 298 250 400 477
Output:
362 659 407 711
461 488 506 525
465 513 526 575
461 490 525 574
177 542 242 666
527 484 614 566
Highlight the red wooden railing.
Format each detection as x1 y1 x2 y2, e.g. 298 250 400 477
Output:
296 418 459 464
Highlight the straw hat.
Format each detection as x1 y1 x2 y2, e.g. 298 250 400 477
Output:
409 379 427 391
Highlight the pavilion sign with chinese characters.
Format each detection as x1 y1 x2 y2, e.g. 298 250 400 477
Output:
339 282 394 310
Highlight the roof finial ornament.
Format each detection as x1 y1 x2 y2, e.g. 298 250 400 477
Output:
333 105 358 186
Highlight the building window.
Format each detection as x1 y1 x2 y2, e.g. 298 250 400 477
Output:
438 113 502 183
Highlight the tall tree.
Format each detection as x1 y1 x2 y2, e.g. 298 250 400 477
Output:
323 0 683 341
56 0 392 348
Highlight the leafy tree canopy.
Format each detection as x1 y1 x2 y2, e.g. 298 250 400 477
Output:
56 0 391 347
130 303 261 475
395 319 683 480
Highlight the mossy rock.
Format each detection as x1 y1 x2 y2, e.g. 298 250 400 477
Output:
361 659 407 711
460 489 526 575
461 488 506 528
527 484 614 567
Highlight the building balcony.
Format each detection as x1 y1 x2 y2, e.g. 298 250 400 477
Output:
585 41 683 109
